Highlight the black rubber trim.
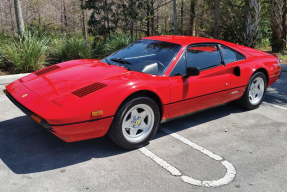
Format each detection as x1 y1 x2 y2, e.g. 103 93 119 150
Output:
164 85 247 106
50 115 114 127
270 75 280 79
6 92 52 130
6 93 34 116
6 92 113 128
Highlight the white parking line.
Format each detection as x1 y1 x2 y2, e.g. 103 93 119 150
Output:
139 127 236 187
262 102 287 111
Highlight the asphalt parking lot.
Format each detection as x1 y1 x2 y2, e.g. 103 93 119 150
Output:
0 67 287 192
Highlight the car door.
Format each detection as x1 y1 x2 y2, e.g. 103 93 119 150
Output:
219 45 247 104
168 44 229 119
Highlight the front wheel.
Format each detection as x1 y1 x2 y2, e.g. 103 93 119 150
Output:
238 72 267 109
108 96 160 149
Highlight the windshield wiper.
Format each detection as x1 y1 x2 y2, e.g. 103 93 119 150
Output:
110 58 131 71
110 58 131 64
104 57 111 65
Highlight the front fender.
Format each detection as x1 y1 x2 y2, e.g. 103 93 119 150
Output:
47 72 171 125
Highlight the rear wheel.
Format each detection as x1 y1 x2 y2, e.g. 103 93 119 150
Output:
238 72 267 109
108 96 160 149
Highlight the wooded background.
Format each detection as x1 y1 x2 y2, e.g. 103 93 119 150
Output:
0 0 286 74
1 0 287 52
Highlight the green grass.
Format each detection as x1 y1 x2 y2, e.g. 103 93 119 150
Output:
278 54 287 62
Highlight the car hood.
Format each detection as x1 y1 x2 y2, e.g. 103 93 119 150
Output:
22 60 128 101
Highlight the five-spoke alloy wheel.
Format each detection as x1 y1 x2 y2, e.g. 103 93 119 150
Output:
108 96 160 149
238 72 267 109
248 77 265 105
122 104 155 143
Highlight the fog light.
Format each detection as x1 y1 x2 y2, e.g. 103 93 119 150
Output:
31 114 43 124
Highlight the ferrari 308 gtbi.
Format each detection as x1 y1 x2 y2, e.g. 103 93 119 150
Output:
4 36 281 149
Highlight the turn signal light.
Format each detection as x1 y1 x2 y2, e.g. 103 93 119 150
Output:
91 110 103 117
3 90 8 95
31 114 43 124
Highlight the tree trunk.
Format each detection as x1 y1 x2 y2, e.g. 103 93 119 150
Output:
271 0 284 52
213 0 220 39
283 0 287 48
37 0 41 30
104 0 110 35
146 1 150 36
81 1 88 40
181 0 184 34
151 0 154 36
14 0 25 38
173 0 178 35
130 20 134 37
244 0 261 48
189 0 196 36
9 0 15 33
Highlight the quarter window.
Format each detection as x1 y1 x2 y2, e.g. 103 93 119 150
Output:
187 45 222 70
221 46 238 64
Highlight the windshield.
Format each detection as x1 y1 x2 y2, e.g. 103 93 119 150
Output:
101 39 182 75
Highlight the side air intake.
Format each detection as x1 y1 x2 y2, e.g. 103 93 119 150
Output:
72 83 107 98
34 65 61 76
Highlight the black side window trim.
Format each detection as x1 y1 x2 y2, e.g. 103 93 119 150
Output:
186 43 224 72
169 42 247 76
169 50 187 76
169 43 225 76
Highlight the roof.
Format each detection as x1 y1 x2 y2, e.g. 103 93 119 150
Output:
141 35 220 46
142 35 269 57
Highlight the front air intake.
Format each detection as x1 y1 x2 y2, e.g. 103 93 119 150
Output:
34 65 61 76
72 82 107 98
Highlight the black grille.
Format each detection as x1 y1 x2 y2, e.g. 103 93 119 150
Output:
72 82 107 98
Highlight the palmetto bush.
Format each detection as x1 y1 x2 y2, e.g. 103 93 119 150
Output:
93 34 135 58
1 32 50 73
50 36 92 63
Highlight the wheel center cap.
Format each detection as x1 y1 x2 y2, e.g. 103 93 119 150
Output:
135 120 140 125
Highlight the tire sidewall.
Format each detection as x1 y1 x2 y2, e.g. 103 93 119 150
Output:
246 72 267 109
110 97 160 149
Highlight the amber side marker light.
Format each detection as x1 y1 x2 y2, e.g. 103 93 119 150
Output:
91 110 103 117
3 90 8 95
31 114 43 124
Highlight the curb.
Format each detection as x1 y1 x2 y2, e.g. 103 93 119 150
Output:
0 73 30 85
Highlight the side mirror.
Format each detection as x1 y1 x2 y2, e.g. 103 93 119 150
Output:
183 67 200 78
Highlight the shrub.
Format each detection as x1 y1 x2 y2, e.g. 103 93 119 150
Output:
50 36 92 63
93 34 135 58
1 32 50 73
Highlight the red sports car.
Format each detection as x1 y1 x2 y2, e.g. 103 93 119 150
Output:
4 36 281 149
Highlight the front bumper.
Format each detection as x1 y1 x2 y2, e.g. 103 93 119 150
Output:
4 91 53 130
4 89 113 142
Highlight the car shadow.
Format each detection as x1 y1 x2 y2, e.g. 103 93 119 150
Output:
0 102 246 175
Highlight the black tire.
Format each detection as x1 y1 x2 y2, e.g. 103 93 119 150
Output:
108 96 160 149
238 72 267 110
